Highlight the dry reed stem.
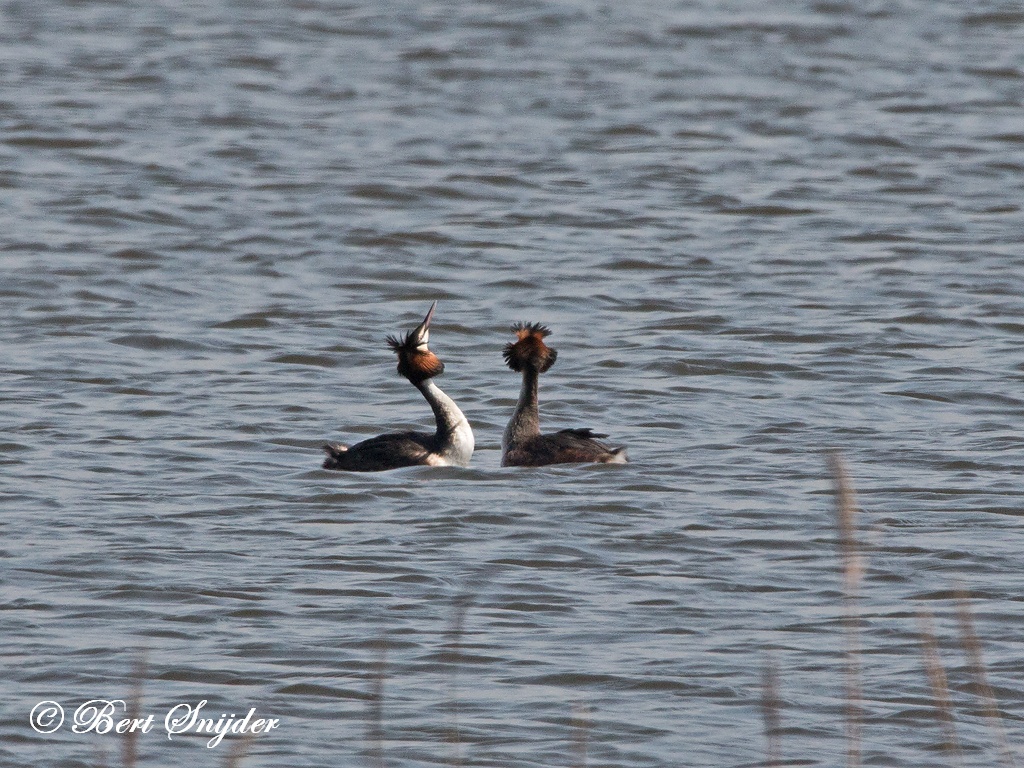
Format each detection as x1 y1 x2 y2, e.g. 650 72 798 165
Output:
826 450 863 768
221 732 254 768
444 595 473 768
760 655 782 768
365 640 387 768
953 587 1018 768
916 608 962 765
570 702 590 768
108 653 251 768
121 652 147 768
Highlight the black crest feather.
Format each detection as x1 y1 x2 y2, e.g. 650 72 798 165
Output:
386 331 414 352
511 321 551 338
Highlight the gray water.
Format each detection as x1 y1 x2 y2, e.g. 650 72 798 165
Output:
2 1 1023 765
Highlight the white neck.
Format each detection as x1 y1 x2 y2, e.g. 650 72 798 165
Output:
417 379 474 466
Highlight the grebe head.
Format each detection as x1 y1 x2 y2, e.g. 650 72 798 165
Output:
503 322 558 373
387 301 446 384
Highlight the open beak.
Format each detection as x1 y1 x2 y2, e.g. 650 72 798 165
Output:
410 301 437 347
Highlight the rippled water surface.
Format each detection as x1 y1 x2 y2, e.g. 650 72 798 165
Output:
3 1 1023 765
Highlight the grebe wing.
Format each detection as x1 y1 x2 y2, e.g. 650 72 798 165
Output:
322 431 434 471
555 428 609 440
504 429 627 466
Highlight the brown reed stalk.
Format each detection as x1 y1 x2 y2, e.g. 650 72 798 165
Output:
444 595 473 768
365 640 387 768
570 702 590 768
221 732 253 768
99 653 251 768
121 652 147 768
916 607 962 765
760 655 782 768
953 587 1018 768
827 450 863 768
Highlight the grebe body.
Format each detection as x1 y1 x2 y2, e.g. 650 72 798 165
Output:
323 302 474 472
500 322 626 467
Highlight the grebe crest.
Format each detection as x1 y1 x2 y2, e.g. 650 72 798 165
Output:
387 301 445 383
503 321 557 373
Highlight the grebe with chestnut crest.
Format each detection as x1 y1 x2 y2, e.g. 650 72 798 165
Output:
323 302 474 471
501 322 627 467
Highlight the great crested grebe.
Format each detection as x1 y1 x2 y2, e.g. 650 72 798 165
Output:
501 322 627 467
322 302 474 471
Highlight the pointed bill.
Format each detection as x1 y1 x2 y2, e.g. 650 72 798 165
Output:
411 301 437 347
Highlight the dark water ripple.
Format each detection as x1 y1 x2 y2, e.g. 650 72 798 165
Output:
2 0 1024 766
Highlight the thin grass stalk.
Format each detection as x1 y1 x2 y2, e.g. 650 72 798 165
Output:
827 451 863 768
221 732 253 768
953 587 1017 768
121 652 147 768
444 595 472 768
570 702 590 768
760 655 782 768
365 640 387 768
916 608 962 765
